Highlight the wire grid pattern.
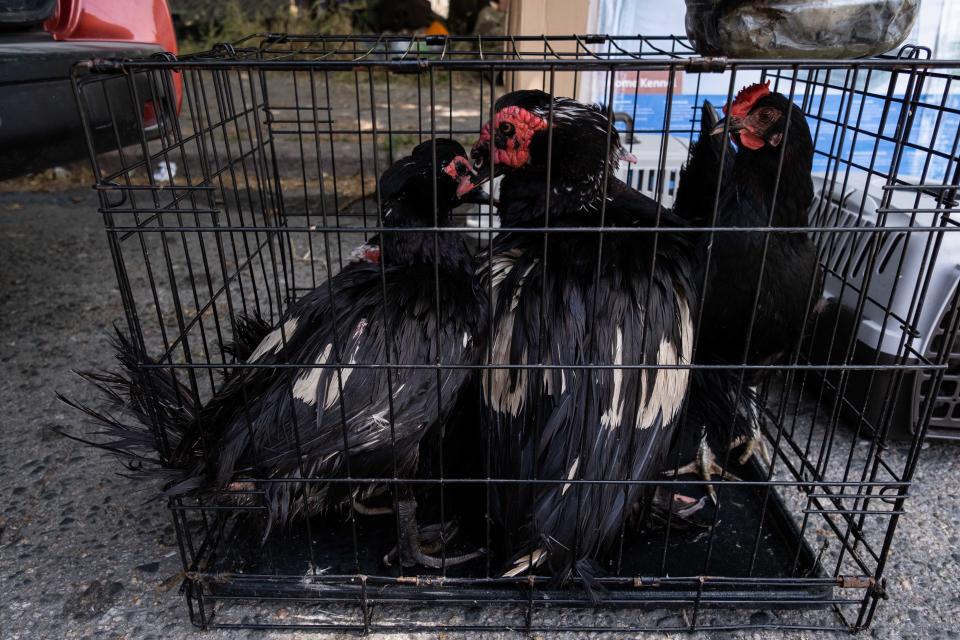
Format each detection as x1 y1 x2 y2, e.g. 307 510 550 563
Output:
70 35 960 634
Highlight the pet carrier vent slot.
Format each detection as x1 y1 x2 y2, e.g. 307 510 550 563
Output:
850 231 874 278
878 232 906 274
827 213 857 272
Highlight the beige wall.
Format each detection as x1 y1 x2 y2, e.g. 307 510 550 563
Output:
505 0 593 98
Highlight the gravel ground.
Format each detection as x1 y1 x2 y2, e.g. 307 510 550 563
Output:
2 71 960 639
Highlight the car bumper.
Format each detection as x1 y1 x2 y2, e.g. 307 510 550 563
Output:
0 40 171 180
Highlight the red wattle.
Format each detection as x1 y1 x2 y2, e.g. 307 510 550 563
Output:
739 130 765 150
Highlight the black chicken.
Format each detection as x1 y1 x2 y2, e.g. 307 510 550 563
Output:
469 90 697 590
669 82 820 496
63 139 487 569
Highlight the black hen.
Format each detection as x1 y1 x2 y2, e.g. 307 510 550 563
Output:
470 90 697 592
671 83 821 495
62 139 487 568
673 99 734 225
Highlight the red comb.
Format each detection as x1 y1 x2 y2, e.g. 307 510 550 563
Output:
723 81 771 118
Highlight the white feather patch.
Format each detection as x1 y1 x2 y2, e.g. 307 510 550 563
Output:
371 409 389 428
293 342 333 405
542 357 566 397
486 248 524 294
482 252 538 417
600 327 625 430
248 316 300 362
635 298 693 430
561 457 580 495
510 262 537 311
502 547 547 578
322 319 366 409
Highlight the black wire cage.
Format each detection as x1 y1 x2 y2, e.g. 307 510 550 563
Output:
70 35 960 634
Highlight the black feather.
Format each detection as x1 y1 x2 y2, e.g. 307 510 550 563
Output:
673 100 734 227
678 92 822 457
222 313 273 363
53 329 201 490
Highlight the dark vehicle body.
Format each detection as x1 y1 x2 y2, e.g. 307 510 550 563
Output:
0 0 179 180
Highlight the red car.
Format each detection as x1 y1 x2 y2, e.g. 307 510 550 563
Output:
0 0 180 179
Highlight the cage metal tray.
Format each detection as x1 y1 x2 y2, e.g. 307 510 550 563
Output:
196 439 828 612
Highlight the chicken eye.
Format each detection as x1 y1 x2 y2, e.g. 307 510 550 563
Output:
498 121 515 136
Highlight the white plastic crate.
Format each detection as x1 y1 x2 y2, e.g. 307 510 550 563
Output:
809 175 960 439
617 134 690 207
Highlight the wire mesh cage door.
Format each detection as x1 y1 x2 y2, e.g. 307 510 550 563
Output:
70 36 960 634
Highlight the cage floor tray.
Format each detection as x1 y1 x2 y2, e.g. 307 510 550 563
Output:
199 437 828 608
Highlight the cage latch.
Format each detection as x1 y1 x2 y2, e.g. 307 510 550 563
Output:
686 57 728 73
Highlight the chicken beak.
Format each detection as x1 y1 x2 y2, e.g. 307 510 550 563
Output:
456 172 479 198
711 116 742 136
471 142 507 181
467 159 494 188
450 156 494 205
470 149 487 173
